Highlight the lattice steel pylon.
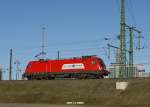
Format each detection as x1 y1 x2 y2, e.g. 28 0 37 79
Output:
119 0 126 78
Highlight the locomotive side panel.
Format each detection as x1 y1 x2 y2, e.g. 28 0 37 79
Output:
23 56 109 80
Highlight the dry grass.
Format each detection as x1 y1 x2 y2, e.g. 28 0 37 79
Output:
0 78 150 107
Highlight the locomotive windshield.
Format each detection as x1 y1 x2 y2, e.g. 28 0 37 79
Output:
99 58 106 69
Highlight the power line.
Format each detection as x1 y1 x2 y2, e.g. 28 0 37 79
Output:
47 47 104 54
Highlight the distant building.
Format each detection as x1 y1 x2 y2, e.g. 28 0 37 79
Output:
107 64 120 78
107 64 147 78
107 48 148 78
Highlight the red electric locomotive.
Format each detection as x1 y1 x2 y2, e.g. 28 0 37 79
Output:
23 55 109 80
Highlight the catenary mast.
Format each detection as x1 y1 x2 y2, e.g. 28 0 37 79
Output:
119 0 126 78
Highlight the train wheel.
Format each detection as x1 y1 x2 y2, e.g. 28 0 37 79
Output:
27 77 32 80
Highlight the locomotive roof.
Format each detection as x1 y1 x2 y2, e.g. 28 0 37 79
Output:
31 55 101 62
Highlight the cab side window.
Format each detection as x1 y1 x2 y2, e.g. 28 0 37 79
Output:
91 61 96 64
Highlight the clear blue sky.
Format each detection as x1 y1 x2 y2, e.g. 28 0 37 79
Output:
0 0 150 79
